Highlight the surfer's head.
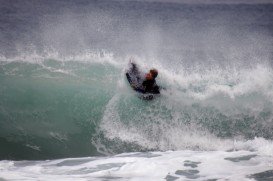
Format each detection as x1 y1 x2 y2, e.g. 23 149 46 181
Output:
150 69 158 78
145 69 158 80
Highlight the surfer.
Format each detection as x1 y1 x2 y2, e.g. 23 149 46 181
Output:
142 69 160 94
127 62 160 94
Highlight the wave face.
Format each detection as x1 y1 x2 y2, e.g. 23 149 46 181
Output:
0 0 273 160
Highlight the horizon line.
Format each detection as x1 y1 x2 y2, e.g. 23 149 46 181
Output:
114 0 273 4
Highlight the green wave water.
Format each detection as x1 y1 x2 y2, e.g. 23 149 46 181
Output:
0 59 120 159
1 56 273 160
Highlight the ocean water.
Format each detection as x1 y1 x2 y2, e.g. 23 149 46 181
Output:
1 0 273 180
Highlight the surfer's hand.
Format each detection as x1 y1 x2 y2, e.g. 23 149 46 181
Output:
129 57 135 63
129 59 137 67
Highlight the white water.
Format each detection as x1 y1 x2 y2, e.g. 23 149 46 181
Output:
0 137 273 180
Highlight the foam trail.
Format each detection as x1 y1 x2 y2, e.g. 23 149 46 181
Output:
0 145 273 180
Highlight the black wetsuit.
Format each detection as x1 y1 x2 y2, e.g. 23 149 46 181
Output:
127 62 160 94
142 79 160 94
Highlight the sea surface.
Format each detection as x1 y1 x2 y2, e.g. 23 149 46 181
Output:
0 0 273 180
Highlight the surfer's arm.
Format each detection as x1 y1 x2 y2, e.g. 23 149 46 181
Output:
131 62 139 74
141 80 148 93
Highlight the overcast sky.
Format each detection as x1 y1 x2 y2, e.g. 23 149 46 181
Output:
116 0 273 4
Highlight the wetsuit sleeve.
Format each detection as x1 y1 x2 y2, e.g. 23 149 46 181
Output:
142 79 155 93
131 63 139 75
152 85 160 94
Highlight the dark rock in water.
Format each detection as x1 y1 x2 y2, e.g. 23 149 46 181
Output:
184 162 198 168
165 174 179 181
248 170 273 181
175 169 200 179
97 176 123 180
224 154 257 162
184 160 201 168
